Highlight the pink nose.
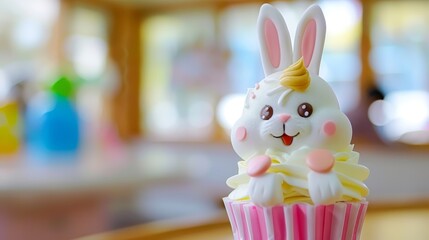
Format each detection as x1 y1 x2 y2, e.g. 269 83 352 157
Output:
279 114 291 123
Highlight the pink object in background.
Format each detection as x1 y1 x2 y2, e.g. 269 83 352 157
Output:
99 123 125 162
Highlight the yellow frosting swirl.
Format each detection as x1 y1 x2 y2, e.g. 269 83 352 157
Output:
226 146 369 204
280 58 310 92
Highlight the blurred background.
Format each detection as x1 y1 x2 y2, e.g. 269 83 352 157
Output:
0 0 429 239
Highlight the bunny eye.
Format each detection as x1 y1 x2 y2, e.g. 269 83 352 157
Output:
298 103 313 118
260 105 273 120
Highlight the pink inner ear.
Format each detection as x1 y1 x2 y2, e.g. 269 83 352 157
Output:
301 19 316 68
264 18 280 68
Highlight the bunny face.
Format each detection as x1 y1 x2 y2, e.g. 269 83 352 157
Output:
231 71 352 160
230 4 352 161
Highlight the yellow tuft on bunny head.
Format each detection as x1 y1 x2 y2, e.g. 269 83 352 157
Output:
280 58 310 92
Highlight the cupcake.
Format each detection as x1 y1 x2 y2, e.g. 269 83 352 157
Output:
224 4 369 240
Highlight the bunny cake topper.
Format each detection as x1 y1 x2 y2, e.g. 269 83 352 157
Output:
227 4 369 206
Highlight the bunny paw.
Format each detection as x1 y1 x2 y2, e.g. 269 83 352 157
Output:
247 155 271 177
306 149 335 173
248 173 283 206
308 171 342 204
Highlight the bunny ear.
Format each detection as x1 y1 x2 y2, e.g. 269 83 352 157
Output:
293 4 326 75
258 4 292 77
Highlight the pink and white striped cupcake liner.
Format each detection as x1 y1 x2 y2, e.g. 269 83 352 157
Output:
223 197 368 240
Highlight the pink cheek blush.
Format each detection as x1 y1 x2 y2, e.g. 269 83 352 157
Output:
247 155 271 177
235 127 247 142
323 121 336 136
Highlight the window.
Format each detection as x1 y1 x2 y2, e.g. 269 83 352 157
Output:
67 6 109 82
141 1 363 142
65 5 115 149
141 9 227 141
0 0 59 83
368 1 429 145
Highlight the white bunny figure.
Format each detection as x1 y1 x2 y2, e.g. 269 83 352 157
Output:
230 4 352 206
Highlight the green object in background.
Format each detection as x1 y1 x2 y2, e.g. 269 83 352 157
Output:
50 76 75 98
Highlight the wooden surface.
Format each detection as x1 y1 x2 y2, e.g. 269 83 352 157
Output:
78 212 232 240
80 206 429 240
0 198 107 240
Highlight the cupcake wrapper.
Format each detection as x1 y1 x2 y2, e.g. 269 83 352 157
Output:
223 197 367 240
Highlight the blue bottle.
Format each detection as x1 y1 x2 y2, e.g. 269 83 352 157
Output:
25 76 80 164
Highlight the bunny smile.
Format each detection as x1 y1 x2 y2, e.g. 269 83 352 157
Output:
272 132 300 146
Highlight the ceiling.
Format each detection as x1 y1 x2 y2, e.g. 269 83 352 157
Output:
102 0 259 8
